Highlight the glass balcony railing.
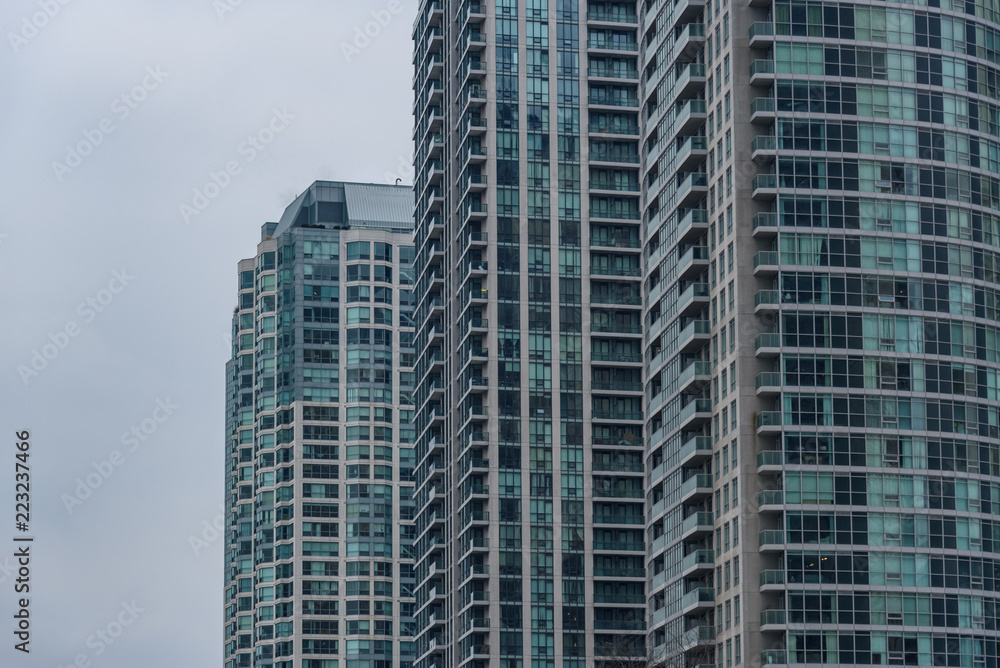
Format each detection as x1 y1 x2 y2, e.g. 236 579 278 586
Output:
587 10 639 22
680 474 713 496
761 609 787 626
762 650 787 665
749 21 775 39
751 96 776 115
679 360 712 387
755 290 780 307
753 173 778 191
678 398 712 422
756 371 781 389
752 135 777 152
753 211 778 230
757 451 784 468
681 625 716 646
758 490 784 506
675 98 707 123
681 511 714 533
755 332 780 350
760 569 785 587
681 587 715 608
680 549 715 571
750 59 776 77
759 530 785 546
756 411 783 428
754 251 779 269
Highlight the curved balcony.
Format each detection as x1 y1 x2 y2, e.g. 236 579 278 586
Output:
673 99 707 138
680 624 716 651
680 587 715 614
675 207 708 243
677 319 711 353
675 135 708 172
673 23 705 63
678 360 712 394
674 62 707 99
680 511 714 540
679 435 713 466
679 474 713 502
677 398 712 430
677 245 710 280
675 171 708 208
676 282 710 316
671 0 707 28
680 549 715 577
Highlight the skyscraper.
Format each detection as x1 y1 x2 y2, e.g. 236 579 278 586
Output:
645 0 1000 667
224 181 418 668
411 0 1000 667
411 2 645 666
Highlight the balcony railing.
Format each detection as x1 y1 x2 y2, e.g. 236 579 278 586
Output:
587 38 639 51
762 650 787 665
756 411 783 429
587 10 639 22
759 530 785 546
760 569 785 587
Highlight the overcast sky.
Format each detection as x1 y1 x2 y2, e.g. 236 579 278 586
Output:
0 1 417 665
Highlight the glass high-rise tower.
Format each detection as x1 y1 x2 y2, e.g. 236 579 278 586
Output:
410 0 1000 667
224 181 418 668
644 0 1000 666
410 2 646 666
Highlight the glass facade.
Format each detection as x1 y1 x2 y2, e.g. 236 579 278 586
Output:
223 182 417 668
644 0 1000 665
217 2 1000 668
411 1 644 666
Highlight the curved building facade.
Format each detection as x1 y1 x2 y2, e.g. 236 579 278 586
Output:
644 0 1000 666
750 1 1000 664
223 182 418 668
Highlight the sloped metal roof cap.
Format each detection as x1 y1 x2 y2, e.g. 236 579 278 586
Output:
344 182 414 231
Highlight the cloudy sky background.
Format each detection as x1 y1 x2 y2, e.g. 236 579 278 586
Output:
0 1 417 665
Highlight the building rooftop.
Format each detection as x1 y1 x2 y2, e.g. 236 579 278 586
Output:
265 180 414 240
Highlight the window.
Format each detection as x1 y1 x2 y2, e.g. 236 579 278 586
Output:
347 242 370 260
